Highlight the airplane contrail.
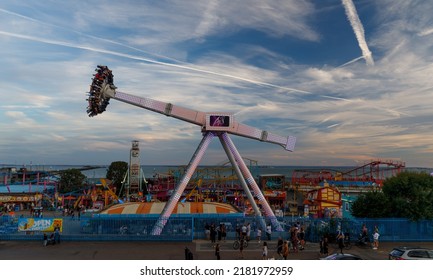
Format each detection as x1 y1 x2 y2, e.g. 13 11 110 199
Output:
0 29 311 94
0 7 190 67
337 55 365 68
0 6 312 95
320 95 353 102
341 0 374 66
327 123 340 129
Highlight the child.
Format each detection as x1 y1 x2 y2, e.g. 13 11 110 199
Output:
373 230 380 249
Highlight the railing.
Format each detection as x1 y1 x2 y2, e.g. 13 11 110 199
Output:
2 214 433 242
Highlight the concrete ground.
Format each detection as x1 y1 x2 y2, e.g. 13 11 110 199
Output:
1 238 432 260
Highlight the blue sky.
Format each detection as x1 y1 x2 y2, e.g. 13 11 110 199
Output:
1 0 433 168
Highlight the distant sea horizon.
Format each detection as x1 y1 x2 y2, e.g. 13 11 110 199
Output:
1 163 432 180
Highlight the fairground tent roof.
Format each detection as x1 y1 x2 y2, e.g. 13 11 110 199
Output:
100 202 242 215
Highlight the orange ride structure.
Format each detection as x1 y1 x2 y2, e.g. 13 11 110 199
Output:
86 65 296 234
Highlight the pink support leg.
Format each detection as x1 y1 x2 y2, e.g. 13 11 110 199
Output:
151 132 215 235
218 134 267 231
221 133 283 231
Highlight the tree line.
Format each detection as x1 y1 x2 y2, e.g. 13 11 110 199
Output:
351 171 433 220
57 161 128 195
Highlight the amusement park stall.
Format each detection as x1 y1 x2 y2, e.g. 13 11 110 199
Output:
303 186 342 218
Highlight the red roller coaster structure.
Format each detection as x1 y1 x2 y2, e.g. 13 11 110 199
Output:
291 159 405 188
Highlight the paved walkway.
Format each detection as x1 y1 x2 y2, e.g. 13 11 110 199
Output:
2 211 433 260
2 238 432 260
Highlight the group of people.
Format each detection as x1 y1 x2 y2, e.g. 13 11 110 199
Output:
358 223 380 249
205 222 227 243
86 65 113 117
42 226 61 246
319 223 381 257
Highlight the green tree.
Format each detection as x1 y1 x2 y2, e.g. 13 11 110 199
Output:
382 171 433 220
351 191 390 218
106 161 128 191
58 168 86 194
351 171 433 220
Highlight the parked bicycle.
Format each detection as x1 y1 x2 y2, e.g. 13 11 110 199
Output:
233 238 248 250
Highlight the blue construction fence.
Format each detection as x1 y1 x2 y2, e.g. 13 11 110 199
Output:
1 214 433 242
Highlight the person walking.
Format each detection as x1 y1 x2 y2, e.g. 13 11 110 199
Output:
262 241 268 260
241 224 247 240
215 243 221 260
282 241 290 260
210 223 216 244
239 237 244 259
217 224 222 242
320 234 329 256
204 223 210 240
299 227 305 250
277 237 284 258
290 225 299 253
221 223 227 241
246 223 251 241
337 231 345 254
184 247 193 260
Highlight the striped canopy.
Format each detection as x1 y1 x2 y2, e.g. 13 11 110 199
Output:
100 201 241 215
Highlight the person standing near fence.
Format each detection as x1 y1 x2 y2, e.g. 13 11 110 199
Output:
43 233 48 247
246 223 251 241
266 224 272 240
54 226 61 244
373 230 380 249
256 227 262 243
210 223 216 244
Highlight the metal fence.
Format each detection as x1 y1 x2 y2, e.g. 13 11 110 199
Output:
2 214 433 242
301 218 433 243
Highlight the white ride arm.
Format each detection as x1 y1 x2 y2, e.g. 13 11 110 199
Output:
88 66 295 151
110 90 296 151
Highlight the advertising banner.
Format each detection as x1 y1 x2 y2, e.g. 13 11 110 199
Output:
18 218 63 232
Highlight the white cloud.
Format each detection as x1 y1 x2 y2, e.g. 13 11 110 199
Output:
1 1 433 168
